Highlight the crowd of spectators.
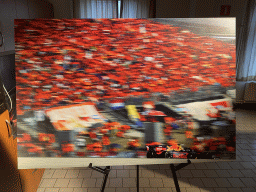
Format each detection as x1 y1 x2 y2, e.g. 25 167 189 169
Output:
15 19 236 115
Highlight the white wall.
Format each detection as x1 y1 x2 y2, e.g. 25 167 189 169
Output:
47 0 73 19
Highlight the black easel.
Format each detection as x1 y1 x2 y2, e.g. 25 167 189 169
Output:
137 165 139 192
89 160 191 192
88 163 110 192
170 160 191 192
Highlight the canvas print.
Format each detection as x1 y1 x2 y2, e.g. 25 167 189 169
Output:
15 18 236 159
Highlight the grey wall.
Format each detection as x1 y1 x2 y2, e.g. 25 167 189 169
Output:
0 54 15 93
47 0 73 19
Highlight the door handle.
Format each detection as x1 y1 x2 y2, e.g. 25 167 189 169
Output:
0 31 3 47
5 120 16 139
5 120 12 138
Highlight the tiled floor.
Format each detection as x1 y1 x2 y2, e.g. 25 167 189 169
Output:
37 109 256 192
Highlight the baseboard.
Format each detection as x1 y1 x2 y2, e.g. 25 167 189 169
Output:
234 102 256 111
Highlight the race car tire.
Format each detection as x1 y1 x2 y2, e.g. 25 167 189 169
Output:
147 151 156 158
188 152 197 159
164 152 170 158
168 152 173 158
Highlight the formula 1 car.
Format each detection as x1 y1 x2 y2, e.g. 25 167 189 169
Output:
146 143 197 159
146 143 167 158
165 147 197 159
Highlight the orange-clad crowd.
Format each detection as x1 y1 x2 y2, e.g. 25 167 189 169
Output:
15 19 236 115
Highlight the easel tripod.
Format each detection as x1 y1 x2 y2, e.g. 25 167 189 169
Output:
88 159 191 192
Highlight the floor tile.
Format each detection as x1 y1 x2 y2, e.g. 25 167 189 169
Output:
200 188 215 192
178 170 193 178
214 188 229 192
109 178 122 188
236 156 243 161
58 188 74 192
78 170 92 178
227 178 246 187
158 164 171 170
52 170 68 179
229 169 246 177
214 178 232 187
240 178 256 187
240 162 256 169
65 170 80 178
204 162 220 170
111 166 124 170
238 149 253 156
182 163 196 170
117 170 130 178
236 150 242 155
194 163 208 169
191 170 206 177
201 178 218 188
141 169 155 178
185 188 201 192
104 188 115 192
129 170 141 178
145 164 160 170
44 188 60 192
54 179 70 188
139 178 150 187
202 170 218 178
178 178 191 188
240 170 256 177
227 188 243 192
240 155 255 161
109 170 117 178
141 188 159 192
216 162 232 169
249 149 256 154
95 178 110 188
227 162 245 170
40 179 57 188
175 187 187 192
87 188 100 192
68 179 84 188
215 170 232 178
188 178 205 188
72 188 88 192
43 169 55 178
153 170 168 178
123 165 136 169
237 144 251 149
149 178 164 187
251 162 256 168
241 188 256 192
91 170 104 178
116 188 129 192
37 188 46 192
123 178 136 188
81 178 97 188
157 188 175 192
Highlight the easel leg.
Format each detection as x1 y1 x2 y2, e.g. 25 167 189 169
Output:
170 164 181 192
170 160 191 192
88 163 110 192
101 167 110 192
137 165 139 192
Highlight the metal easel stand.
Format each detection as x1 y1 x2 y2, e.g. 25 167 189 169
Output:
170 160 191 192
88 160 190 192
88 163 111 192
